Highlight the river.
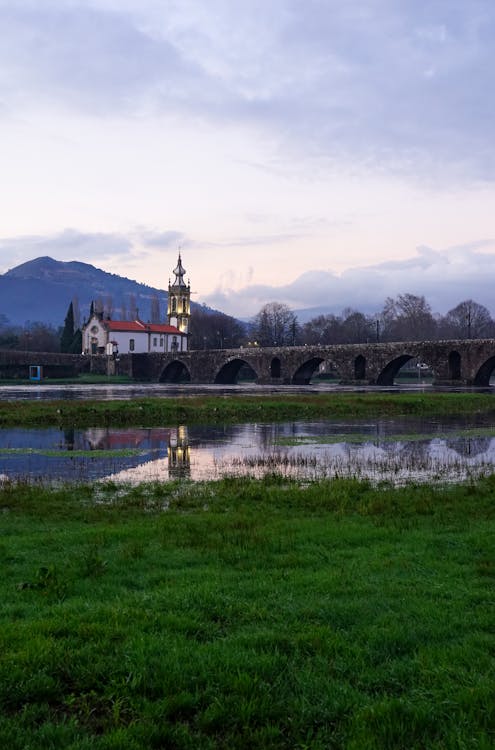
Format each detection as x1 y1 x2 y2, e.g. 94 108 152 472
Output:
2 414 495 486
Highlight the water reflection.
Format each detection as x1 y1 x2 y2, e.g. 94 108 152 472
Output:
1 381 493 403
169 426 191 479
2 417 495 485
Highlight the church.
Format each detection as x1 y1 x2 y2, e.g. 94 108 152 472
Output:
82 254 190 355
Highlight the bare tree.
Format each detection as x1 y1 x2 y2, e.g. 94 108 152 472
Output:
442 299 494 339
128 294 138 320
190 306 246 349
251 302 298 347
18 322 60 352
379 293 436 341
150 294 161 324
104 295 114 319
340 308 375 343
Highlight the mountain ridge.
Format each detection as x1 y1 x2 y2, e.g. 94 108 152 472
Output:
1 256 185 327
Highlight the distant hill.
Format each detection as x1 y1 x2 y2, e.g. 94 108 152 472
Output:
0 256 190 328
292 305 377 324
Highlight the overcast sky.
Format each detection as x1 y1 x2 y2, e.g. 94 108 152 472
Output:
1 0 494 317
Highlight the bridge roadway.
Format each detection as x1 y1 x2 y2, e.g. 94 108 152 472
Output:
3 339 495 386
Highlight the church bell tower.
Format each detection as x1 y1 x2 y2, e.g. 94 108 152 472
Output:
167 253 190 335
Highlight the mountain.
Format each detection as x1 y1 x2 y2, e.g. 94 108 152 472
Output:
1 256 182 328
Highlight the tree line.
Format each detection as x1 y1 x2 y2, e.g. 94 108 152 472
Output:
1 293 494 352
249 295 495 347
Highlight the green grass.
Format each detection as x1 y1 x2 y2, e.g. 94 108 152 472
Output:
0 448 142 458
1 476 494 748
2 391 495 427
276 425 495 446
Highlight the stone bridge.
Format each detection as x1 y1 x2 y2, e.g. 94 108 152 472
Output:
3 339 495 386
130 339 495 386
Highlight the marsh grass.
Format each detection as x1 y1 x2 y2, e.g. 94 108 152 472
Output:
0 448 142 458
2 391 495 427
276 425 495 446
1 476 494 748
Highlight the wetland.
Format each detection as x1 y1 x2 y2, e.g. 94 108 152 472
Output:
1 389 495 748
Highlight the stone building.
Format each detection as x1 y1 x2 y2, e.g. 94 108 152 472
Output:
82 254 190 355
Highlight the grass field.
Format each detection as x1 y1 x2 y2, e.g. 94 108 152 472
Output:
1 476 494 749
2 390 495 427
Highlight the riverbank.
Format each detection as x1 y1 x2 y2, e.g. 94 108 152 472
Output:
0 374 134 386
1 475 493 749
2 391 495 427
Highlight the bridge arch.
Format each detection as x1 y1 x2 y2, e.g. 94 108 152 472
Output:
448 351 461 380
473 356 495 387
376 354 414 386
292 357 325 385
159 360 191 383
270 357 281 378
354 355 366 380
214 358 259 384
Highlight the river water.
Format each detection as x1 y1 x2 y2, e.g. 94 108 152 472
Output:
2 383 495 485
0 382 412 401
2 414 495 486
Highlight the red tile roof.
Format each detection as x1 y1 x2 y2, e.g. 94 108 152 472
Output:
105 320 183 334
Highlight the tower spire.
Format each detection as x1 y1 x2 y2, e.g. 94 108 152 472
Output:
173 253 187 287
168 251 191 338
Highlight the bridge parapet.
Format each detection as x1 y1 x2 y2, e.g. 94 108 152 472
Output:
3 339 495 386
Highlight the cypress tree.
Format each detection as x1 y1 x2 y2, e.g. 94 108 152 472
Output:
69 328 82 354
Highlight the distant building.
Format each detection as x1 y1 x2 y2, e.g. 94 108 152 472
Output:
82 254 191 355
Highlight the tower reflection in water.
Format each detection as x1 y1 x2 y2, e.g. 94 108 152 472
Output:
74 425 191 481
168 426 191 479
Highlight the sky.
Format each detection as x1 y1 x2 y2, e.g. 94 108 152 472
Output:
1 0 495 318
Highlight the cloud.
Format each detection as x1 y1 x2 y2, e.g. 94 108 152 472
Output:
132 229 184 250
0 3 211 115
203 242 495 319
1 1 494 180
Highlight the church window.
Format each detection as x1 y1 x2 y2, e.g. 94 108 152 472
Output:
129 338 135 351
160 338 164 347
171 298 177 313
153 337 157 347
